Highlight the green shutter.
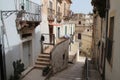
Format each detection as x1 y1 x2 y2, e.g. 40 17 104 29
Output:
65 26 67 35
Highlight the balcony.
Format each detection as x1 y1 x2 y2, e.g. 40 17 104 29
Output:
15 0 41 34
47 8 55 22
57 0 62 3
63 10 71 21
56 12 62 23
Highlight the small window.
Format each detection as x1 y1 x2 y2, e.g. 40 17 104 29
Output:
79 21 81 24
87 29 89 32
78 33 81 39
107 16 114 66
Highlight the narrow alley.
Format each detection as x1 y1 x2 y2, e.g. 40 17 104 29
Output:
49 56 102 80
49 56 85 80
1 0 120 80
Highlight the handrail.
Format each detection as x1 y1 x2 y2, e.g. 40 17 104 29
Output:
85 57 89 80
16 0 41 14
42 34 55 45
16 0 41 22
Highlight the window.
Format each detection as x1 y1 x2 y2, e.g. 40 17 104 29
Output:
58 7 60 13
49 1 53 14
107 16 114 66
64 3 66 16
49 1 52 9
79 21 81 24
65 26 67 35
78 33 81 39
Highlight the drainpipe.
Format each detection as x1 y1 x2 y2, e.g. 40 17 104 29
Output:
103 0 110 80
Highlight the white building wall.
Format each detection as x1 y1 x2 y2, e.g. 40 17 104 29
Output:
0 0 42 79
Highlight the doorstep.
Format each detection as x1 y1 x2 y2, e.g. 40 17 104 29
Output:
21 66 34 78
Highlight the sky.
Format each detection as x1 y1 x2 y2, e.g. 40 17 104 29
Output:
70 0 93 14
31 0 93 14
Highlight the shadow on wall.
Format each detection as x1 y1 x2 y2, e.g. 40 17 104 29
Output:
5 44 21 80
34 31 41 60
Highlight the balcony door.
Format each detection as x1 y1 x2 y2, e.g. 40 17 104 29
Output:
57 27 60 38
49 25 53 43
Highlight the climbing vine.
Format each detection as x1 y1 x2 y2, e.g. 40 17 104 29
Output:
91 0 106 18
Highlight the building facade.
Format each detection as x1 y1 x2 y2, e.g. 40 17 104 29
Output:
92 0 120 80
40 0 74 45
70 13 93 42
0 0 42 79
81 28 92 57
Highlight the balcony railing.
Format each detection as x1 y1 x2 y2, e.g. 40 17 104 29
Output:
41 34 55 45
15 0 41 33
56 12 62 23
47 8 55 21
57 0 62 3
63 10 71 20
16 0 41 22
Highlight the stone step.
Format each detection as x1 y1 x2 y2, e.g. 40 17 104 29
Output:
34 64 47 69
41 52 50 55
35 61 50 65
39 54 50 58
37 57 50 62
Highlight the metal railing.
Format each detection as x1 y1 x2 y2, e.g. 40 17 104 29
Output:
56 12 62 22
48 8 55 16
41 34 55 45
16 0 41 21
85 57 89 80
56 12 62 16
47 8 55 20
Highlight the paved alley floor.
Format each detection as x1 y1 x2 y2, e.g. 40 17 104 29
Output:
22 68 45 80
49 56 86 80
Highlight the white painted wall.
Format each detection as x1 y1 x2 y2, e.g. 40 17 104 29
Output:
0 0 42 79
105 0 120 80
59 23 75 38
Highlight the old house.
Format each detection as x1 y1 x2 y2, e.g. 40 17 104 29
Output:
40 0 74 44
33 0 75 75
0 0 42 79
91 0 120 80
80 28 92 56
70 13 93 42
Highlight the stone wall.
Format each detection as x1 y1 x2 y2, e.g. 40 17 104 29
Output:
51 39 69 73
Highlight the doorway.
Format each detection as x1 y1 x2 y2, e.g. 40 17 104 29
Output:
22 41 32 69
58 27 60 38
49 25 53 43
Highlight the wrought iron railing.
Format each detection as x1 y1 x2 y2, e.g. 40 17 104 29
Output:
56 12 62 22
47 8 55 21
48 8 55 16
16 0 41 21
41 34 55 45
56 12 62 16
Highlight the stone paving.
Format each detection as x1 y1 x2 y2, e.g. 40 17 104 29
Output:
49 56 86 80
22 68 45 80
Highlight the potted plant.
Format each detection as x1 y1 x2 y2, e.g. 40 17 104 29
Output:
42 65 51 76
9 59 25 80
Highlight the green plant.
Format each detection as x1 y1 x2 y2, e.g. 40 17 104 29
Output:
42 65 50 76
9 59 25 80
91 0 106 18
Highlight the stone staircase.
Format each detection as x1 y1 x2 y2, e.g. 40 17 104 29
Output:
34 45 53 69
